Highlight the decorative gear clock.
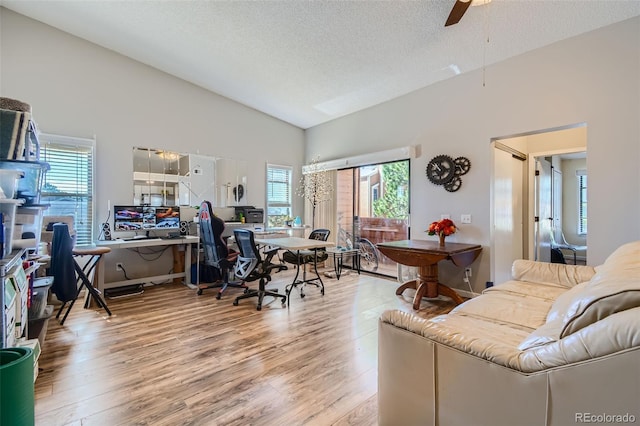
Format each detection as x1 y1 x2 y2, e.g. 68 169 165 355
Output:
426 155 471 192
454 156 471 176
426 155 456 185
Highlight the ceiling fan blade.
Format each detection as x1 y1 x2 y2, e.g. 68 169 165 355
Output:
445 0 472 27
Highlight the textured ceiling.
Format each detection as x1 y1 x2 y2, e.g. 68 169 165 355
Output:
2 1 639 129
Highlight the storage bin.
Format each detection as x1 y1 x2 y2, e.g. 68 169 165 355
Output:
0 169 23 199
14 205 47 251
0 160 49 205
0 198 24 256
28 305 53 347
28 277 53 320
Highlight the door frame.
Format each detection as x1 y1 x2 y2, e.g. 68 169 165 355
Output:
490 123 587 283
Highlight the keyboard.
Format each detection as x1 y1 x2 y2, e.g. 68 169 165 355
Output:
123 236 159 241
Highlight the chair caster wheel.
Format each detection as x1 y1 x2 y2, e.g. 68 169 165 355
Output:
197 289 203 295
321 289 325 295
233 300 239 306
257 305 262 311
216 293 222 300
281 297 287 307
300 292 305 298
244 288 249 294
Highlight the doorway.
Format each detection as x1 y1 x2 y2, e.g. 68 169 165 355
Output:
491 124 587 284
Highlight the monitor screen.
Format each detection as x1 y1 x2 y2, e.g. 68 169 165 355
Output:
154 206 180 229
113 205 180 231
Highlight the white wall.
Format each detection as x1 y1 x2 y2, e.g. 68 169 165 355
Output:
306 17 640 292
0 8 306 232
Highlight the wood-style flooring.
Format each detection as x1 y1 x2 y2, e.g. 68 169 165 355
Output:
34 268 455 425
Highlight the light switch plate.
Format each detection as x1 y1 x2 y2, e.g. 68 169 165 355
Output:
441 214 451 220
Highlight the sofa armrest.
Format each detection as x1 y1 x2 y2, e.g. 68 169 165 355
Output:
512 260 596 288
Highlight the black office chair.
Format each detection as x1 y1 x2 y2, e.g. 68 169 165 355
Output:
232 229 287 311
197 200 247 298
50 223 112 325
282 228 330 301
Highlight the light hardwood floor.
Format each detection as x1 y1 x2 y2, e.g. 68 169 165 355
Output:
34 268 455 425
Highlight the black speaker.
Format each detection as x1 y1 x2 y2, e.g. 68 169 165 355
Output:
101 222 112 240
179 221 188 236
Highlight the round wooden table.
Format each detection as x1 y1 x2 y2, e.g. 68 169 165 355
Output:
377 239 482 309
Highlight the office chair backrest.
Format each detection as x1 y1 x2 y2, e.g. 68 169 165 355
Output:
199 200 229 267
309 229 330 242
233 229 259 280
50 223 78 302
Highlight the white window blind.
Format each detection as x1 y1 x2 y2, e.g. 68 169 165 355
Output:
266 164 292 228
577 171 587 235
40 134 95 246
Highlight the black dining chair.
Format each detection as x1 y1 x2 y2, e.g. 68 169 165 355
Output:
282 229 330 301
50 223 112 325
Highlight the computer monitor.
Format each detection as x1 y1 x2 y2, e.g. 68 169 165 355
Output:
113 205 180 231
154 206 180 229
113 205 146 231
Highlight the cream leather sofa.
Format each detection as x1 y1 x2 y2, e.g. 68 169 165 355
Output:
378 241 640 426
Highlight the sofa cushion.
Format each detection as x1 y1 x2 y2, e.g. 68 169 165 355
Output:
511 260 595 288
600 240 640 269
451 291 552 330
483 280 568 302
551 243 640 337
518 307 640 373
517 319 564 350
546 281 589 322
559 276 640 338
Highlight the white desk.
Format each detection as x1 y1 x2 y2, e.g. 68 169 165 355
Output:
264 226 309 238
255 236 334 305
95 236 199 291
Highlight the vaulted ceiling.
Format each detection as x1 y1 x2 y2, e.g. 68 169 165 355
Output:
2 1 639 129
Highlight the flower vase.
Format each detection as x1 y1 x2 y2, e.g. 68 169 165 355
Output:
439 233 446 247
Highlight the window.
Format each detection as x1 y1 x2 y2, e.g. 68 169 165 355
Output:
40 134 95 246
577 170 587 235
266 164 292 228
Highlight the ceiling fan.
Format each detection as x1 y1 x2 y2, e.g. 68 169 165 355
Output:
445 0 491 27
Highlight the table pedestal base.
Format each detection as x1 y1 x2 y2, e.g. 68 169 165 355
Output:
395 264 464 309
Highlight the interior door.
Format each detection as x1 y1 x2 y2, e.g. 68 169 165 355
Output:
492 147 524 285
535 158 552 262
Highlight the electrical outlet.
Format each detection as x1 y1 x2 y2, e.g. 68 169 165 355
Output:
461 214 472 224
116 263 124 271
465 267 472 277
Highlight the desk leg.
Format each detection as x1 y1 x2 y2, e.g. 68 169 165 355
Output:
185 243 192 286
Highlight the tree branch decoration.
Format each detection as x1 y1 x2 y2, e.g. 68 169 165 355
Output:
296 157 333 230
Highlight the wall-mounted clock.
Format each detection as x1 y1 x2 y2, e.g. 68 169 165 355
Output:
454 156 471 176
444 175 462 192
426 155 456 185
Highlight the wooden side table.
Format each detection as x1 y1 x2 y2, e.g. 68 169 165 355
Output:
377 240 482 309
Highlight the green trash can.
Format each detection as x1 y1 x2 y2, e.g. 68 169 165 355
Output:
0 347 35 426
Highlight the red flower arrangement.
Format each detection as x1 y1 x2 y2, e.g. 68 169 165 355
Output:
426 218 457 237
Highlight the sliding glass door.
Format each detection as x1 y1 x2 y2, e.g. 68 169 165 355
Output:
336 159 410 277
